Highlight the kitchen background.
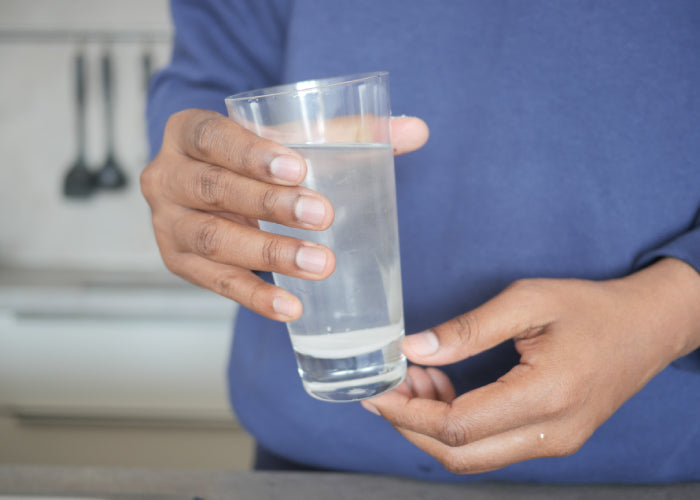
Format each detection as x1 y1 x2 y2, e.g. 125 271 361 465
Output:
0 0 254 469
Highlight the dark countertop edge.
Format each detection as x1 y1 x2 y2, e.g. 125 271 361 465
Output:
1 466 700 500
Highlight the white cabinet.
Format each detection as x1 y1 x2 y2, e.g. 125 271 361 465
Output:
0 268 238 423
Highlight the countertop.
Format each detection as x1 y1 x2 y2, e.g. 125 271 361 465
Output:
0 266 233 320
1 466 699 500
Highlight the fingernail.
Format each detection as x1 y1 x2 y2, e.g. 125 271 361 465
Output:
361 401 381 416
270 155 302 183
272 296 296 318
294 196 326 226
295 246 327 274
404 330 439 356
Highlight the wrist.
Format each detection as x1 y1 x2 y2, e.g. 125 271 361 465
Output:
620 257 700 362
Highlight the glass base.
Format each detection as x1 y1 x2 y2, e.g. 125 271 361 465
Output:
293 324 407 402
301 356 406 402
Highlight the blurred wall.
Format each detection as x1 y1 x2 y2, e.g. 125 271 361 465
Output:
0 0 172 271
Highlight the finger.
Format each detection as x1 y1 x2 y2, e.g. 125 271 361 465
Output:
392 379 413 398
404 366 456 402
390 116 429 156
165 161 334 230
173 210 336 280
406 365 437 400
426 368 457 403
252 114 429 155
402 280 556 366
165 109 307 185
393 421 575 475
366 364 559 447
168 252 302 321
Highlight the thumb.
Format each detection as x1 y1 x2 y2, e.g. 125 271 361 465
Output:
403 281 552 366
390 116 429 156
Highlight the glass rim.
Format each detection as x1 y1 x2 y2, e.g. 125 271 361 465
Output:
225 71 389 102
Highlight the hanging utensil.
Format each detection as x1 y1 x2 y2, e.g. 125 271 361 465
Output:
142 43 154 92
94 47 127 190
140 44 155 162
63 49 95 198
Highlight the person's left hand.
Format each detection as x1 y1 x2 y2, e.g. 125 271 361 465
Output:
362 257 700 474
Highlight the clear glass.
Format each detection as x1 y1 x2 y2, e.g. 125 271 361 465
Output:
226 72 406 402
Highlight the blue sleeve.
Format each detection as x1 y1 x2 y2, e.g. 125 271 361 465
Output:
635 213 700 373
635 218 700 275
146 0 291 158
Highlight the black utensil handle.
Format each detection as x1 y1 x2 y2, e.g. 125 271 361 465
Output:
75 51 87 159
75 52 85 107
142 49 153 91
102 49 116 154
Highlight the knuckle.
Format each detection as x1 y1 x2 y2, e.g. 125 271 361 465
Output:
555 440 584 458
540 386 568 417
139 162 160 201
541 397 569 419
195 218 222 257
164 109 192 143
163 111 182 136
238 135 265 173
540 377 579 419
549 432 587 458
193 116 226 157
213 272 241 300
158 250 191 284
437 416 472 448
441 451 472 475
248 280 273 312
506 278 553 304
507 278 541 296
445 313 479 348
211 272 271 314
504 278 560 326
195 165 226 206
150 213 170 243
259 187 281 219
261 237 285 268
159 251 181 276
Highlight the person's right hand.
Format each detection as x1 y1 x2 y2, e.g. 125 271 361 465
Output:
141 109 429 321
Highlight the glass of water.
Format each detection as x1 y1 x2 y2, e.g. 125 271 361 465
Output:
225 72 406 402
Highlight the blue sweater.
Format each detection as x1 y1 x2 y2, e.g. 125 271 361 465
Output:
148 0 700 483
